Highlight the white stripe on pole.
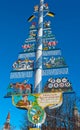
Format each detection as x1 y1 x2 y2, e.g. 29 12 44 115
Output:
34 0 44 93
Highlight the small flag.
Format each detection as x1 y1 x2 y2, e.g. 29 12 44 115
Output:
27 15 35 22
47 12 55 17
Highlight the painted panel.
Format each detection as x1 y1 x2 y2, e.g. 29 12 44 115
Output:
44 77 72 92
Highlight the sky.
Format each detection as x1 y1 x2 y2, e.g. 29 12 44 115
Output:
0 0 80 129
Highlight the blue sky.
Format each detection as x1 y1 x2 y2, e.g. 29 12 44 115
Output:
0 0 80 129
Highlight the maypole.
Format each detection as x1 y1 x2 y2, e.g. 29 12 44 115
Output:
4 0 74 129
34 0 44 93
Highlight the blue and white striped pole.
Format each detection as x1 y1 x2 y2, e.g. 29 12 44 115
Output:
34 0 44 93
